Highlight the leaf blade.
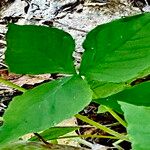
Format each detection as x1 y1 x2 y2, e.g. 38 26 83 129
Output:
80 13 150 82
120 102 150 150
89 80 128 99
5 24 75 74
95 81 150 113
0 75 92 146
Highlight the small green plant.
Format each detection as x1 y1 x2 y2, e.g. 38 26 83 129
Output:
0 12 150 149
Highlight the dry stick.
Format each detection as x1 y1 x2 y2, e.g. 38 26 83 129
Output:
75 114 129 141
144 0 149 5
51 20 88 33
0 62 8 68
34 133 52 147
54 0 81 16
29 15 88 33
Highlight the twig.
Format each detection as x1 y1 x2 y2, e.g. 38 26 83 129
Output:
53 20 88 33
54 0 81 16
34 132 52 147
31 16 88 33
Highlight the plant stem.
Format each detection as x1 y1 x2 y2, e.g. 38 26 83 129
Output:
58 134 120 140
113 139 124 150
73 138 93 148
0 77 27 93
75 114 129 141
104 106 127 128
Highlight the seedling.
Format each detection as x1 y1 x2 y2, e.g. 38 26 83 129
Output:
0 13 150 150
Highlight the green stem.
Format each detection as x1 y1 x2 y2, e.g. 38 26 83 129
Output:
113 139 124 150
0 77 27 93
58 134 119 140
105 106 127 128
75 114 129 141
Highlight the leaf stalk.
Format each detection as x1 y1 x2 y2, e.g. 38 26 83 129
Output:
75 114 129 141
104 106 127 127
0 77 27 93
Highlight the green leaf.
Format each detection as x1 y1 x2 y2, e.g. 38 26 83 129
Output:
120 102 150 150
5 24 75 74
94 98 123 114
80 13 150 82
30 126 79 141
89 80 128 99
95 81 150 113
0 75 92 146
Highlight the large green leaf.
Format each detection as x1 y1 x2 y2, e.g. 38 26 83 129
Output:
120 102 150 150
80 13 150 82
94 98 123 114
0 75 92 146
5 24 75 74
89 80 128 99
30 126 79 141
94 81 150 113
